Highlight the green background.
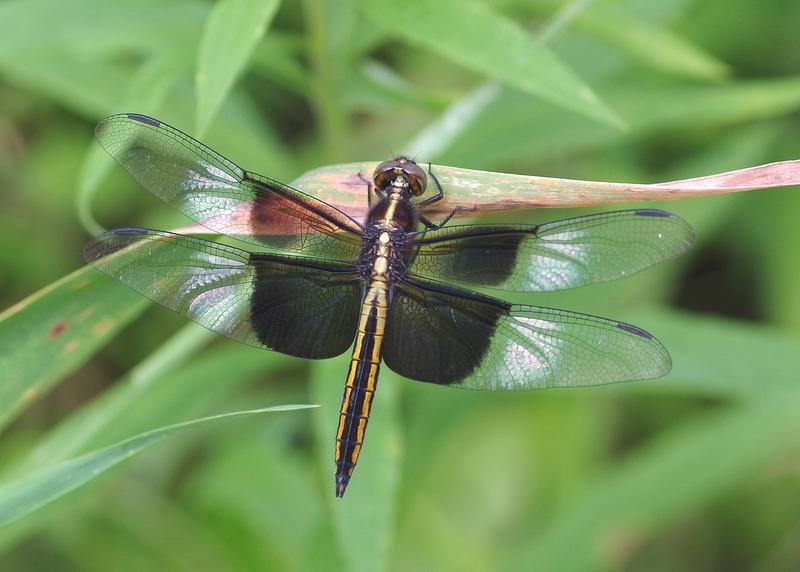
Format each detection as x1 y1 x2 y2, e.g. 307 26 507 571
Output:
1 0 800 570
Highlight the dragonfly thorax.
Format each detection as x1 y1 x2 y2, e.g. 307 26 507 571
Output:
357 224 407 282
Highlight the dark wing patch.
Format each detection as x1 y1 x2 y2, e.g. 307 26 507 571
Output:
406 210 694 292
249 253 362 357
383 277 671 389
384 278 508 384
84 228 361 358
95 113 363 261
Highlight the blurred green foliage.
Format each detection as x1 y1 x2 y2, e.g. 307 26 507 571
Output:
1 0 800 570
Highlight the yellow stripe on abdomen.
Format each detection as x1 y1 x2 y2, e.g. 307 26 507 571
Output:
334 281 389 495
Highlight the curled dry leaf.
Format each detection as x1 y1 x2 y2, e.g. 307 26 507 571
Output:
290 160 800 221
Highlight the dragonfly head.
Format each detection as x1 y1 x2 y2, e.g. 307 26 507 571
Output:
373 156 428 197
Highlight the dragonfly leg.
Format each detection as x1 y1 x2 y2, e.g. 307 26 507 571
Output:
418 163 444 207
357 172 377 207
420 205 476 229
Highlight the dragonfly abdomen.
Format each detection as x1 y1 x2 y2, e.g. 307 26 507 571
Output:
334 281 389 497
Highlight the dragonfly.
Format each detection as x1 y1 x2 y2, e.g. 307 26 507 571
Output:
84 113 694 497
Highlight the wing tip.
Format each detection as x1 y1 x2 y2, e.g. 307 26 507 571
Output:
83 227 154 264
95 113 161 138
113 226 150 236
634 208 672 218
615 321 674 380
634 208 696 252
125 113 161 127
616 321 654 339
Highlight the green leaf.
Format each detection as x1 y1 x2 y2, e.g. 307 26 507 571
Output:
0 0 203 117
12 325 213 474
403 0 590 160
506 390 800 571
0 266 148 430
311 356 401 572
0 404 316 527
195 0 281 136
357 0 623 129
0 330 297 552
525 0 730 81
0 0 205 57
444 74 800 166
0 52 127 117
576 7 730 81
12 328 297 478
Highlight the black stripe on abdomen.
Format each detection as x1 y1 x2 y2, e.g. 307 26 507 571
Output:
334 285 387 497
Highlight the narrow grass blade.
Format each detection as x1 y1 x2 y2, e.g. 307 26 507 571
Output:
0 405 317 527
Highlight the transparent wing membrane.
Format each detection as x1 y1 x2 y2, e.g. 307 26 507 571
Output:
95 114 363 261
84 228 361 358
384 277 671 389
407 209 694 292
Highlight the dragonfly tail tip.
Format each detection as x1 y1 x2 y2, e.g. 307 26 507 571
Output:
335 475 350 498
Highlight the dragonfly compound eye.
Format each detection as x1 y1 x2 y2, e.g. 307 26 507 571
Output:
373 157 427 196
401 160 428 197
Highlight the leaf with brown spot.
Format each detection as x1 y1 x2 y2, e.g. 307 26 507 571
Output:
48 322 69 339
0 265 149 430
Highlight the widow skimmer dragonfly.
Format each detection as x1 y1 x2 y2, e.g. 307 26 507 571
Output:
84 113 694 497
